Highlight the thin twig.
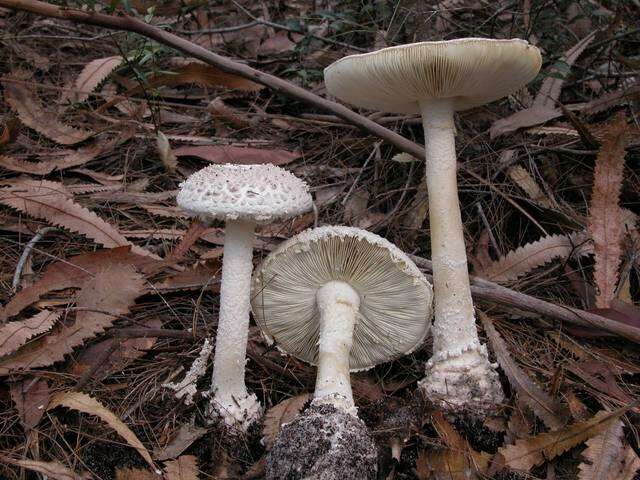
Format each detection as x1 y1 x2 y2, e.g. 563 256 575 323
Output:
12 227 56 291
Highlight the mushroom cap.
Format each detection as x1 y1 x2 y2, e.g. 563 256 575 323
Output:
324 38 542 114
177 163 313 224
251 226 433 371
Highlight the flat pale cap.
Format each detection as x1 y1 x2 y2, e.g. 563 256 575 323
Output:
324 38 542 113
177 163 312 223
251 226 433 371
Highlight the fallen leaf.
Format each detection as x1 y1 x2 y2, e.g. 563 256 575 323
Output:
1 246 157 321
490 33 595 138
258 31 300 55
0 310 60 357
0 178 155 258
9 377 50 431
588 114 629 307
154 423 208 461
582 85 640 115
172 145 300 166
3 80 92 145
507 165 554 208
578 419 623 480
71 318 161 380
61 56 123 104
0 264 145 375
164 455 199 480
480 313 567 430
49 391 157 472
0 457 83 480
609 446 640 480
164 219 208 266
262 393 310 449
481 232 591 283
416 411 490 480
115 468 158 480
498 405 634 472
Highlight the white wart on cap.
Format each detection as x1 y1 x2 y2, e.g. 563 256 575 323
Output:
252 225 432 371
177 163 312 224
324 38 542 113
176 163 312 431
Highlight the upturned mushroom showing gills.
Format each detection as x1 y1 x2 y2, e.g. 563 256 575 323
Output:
252 226 433 479
177 164 312 431
324 38 542 412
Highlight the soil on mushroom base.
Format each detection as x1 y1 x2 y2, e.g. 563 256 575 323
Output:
266 404 377 480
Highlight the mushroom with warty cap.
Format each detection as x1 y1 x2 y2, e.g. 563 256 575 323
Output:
324 38 542 412
252 225 433 479
177 163 312 430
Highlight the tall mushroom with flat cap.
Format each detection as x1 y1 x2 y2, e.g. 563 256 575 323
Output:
252 226 433 479
324 39 542 412
177 163 312 430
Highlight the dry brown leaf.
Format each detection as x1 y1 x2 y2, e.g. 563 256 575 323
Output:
498 405 633 472
172 145 300 166
480 313 567 430
9 376 50 431
0 178 155 258
610 446 640 480
152 61 264 92
207 97 253 129
61 55 123 104
578 419 623 480
262 393 310 449
490 33 595 138
164 455 199 480
583 85 640 115
157 131 178 172
3 80 92 145
416 411 490 480
0 264 145 375
482 232 591 283
154 423 207 461
0 310 60 357
49 391 158 472
507 165 554 208
116 468 158 480
0 457 83 480
588 114 629 308
1 246 157 321
71 318 161 380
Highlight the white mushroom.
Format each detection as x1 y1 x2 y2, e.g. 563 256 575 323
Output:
252 226 433 479
177 163 312 430
324 38 542 412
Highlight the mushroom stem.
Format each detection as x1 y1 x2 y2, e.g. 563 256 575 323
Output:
313 281 360 414
209 219 261 428
418 98 504 410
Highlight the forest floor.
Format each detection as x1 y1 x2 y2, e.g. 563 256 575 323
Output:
0 0 639 479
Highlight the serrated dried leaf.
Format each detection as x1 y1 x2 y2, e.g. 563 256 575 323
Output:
9 376 50 431
482 232 591 283
588 114 629 307
490 33 595 138
61 55 123 104
480 313 567 430
0 457 83 480
507 165 553 208
0 178 155 258
172 145 299 166
115 468 158 480
157 131 177 172
158 61 263 92
498 405 633 472
3 80 92 145
1 246 157 321
583 85 640 115
416 411 490 480
262 393 310 449
154 423 207 461
391 152 419 163
164 455 199 480
207 97 253 128
0 310 60 357
610 446 640 480
49 391 157 472
0 264 145 375
578 419 623 480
